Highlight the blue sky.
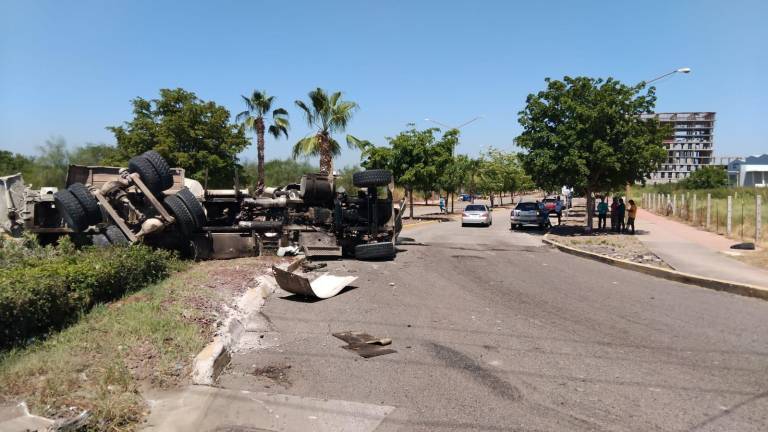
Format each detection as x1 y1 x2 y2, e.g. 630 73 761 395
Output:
1 0 767 167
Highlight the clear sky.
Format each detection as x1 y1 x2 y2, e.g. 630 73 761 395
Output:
1 0 767 167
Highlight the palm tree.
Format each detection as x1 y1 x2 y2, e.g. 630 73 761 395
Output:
293 88 358 174
236 90 289 191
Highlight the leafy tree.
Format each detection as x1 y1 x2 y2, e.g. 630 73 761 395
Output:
107 88 250 187
33 137 71 188
0 151 34 178
68 143 119 166
439 154 471 213
516 76 667 230
236 90 290 193
680 166 728 189
335 165 363 194
293 88 358 174
243 158 317 188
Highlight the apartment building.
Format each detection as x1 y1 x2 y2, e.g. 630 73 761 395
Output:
642 112 715 183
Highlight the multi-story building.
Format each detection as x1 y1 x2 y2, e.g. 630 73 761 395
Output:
642 112 715 183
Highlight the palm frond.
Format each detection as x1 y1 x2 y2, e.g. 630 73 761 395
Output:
346 134 372 150
294 100 315 127
292 135 322 158
268 124 289 140
327 137 342 156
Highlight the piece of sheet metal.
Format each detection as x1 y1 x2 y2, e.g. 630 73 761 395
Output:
332 331 397 358
273 265 357 299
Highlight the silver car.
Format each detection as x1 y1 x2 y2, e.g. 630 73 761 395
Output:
510 201 547 229
461 204 492 227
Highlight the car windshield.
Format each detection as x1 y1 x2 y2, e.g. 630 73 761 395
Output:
465 205 486 211
516 203 538 211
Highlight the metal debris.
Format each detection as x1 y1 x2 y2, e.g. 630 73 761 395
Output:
333 331 397 358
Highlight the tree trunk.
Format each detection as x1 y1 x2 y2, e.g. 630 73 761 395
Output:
318 133 333 175
256 118 266 193
450 191 454 213
500 193 503 206
585 188 594 232
408 187 414 219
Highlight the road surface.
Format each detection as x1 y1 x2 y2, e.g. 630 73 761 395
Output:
218 207 768 431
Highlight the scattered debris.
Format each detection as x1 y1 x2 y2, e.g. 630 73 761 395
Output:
277 246 301 257
333 331 397 358
273 264 357 299
731 242 756 250
301 261 328 272
251 364 292 387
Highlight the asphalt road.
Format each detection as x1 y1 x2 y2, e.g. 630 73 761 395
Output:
220 208 768 431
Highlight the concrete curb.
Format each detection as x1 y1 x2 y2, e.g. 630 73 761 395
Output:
542 234 768 301
402 220 441 230
190 256 305 385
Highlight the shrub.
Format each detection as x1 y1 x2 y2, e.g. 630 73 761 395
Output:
0 241 177 348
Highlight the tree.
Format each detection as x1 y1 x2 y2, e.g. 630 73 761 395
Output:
680 166 728 189
440 154 471 213
33 137 70 188
243 158 317 188
107 88 250 187
516 76 667 230
236 90 290 193
359 126 443 219
293 88 358 174
69 143 119 166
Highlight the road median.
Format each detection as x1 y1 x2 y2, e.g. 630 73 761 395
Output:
543 233 768 301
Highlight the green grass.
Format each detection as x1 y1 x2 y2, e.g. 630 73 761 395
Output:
0 263 222 431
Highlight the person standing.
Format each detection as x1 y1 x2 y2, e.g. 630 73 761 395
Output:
610 197 619 232
626 199 637 234
597 196 608 231
439 196 446 214
617 198 626 233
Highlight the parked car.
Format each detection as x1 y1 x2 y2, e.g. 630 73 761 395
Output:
461 204 492 227
458 193 473 202
510 201 548 229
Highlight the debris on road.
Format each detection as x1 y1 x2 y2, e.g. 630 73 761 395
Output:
333 331 397 358
273 264 357 299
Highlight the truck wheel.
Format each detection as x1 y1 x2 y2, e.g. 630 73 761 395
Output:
54 189 89 232
91 233 111 247
141 150 173 190
353 170 392 188
68 183 102 226
164 194 196 237
176 187 206 228
354 242 396 260
104 225 129 245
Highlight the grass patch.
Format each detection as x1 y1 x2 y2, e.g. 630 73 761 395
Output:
0 257 275 431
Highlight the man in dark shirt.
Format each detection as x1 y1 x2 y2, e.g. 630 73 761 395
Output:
617 198 626 233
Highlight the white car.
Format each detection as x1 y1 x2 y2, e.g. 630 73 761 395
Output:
461 204 492 227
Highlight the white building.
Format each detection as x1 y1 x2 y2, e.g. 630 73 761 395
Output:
727 154 768 187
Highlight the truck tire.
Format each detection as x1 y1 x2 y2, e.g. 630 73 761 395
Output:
353 170 392 188
164 194 196 237
128 155 164 196
68 183 102 226
54 189 89 232
354 242 396 260
141 150 173 191
104 225 129 245
176 187 206 228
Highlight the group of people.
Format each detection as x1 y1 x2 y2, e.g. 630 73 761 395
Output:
596 196 637 234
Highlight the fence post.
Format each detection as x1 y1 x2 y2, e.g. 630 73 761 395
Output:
706 193 711 228
692 194 697 224
757 195 762 242
673 194 677 217
727 195 733 236
681 194 686 220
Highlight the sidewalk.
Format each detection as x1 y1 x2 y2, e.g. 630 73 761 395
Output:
634 209 768 287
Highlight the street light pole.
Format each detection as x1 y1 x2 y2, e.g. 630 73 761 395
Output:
643 67 691 86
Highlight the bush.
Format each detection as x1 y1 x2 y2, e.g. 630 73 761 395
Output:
0 238 178 348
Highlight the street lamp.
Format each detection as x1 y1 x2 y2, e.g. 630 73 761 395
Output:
643 67 691 86
424 116 483 131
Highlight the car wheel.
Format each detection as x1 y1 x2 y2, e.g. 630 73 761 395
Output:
461 223 466 227
352 169 392 188
354 242 396 260
67 183 102 226
54 189 89 232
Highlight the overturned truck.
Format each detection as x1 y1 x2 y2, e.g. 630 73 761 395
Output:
41 151 403 260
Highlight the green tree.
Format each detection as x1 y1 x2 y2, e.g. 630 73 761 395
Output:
33 137 70 188
293 88 358 174
236 90 290 193
516 76 667 230
243 158 317 188
680 166 728 189
359 127 442 219
0 151 34 178
107 88 249 187
68 143 119 166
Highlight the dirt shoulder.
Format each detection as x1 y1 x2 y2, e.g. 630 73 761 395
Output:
0 256 283 431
